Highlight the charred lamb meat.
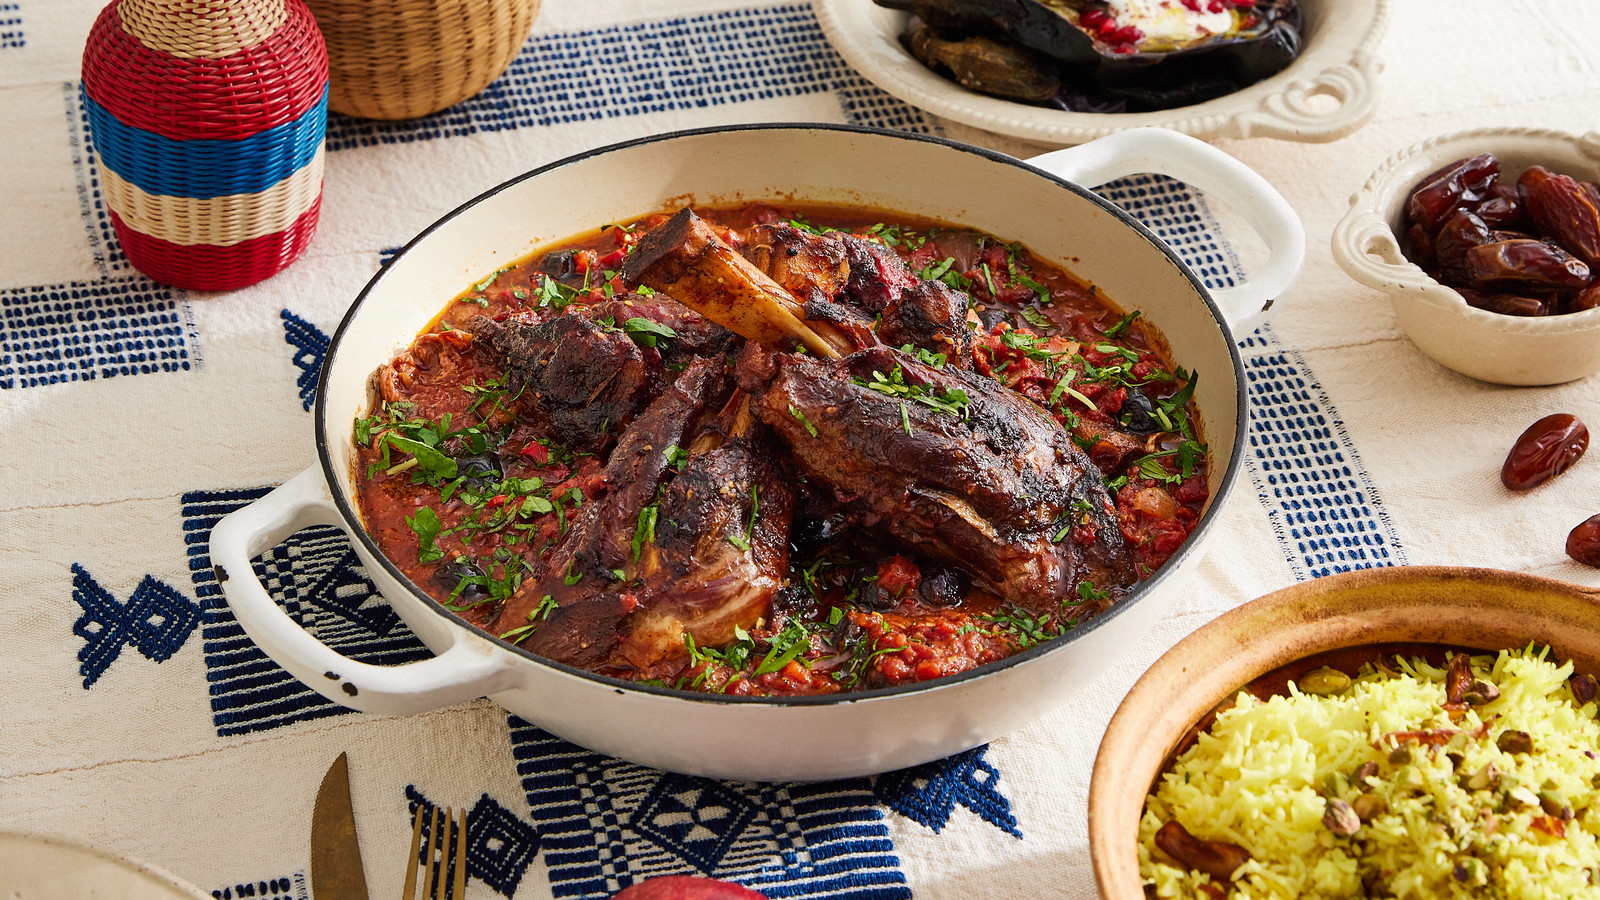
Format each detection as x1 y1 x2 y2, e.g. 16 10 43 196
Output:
623 208 1133 611
613 393 796 672
742 343 1133 612
471 309 657 456
628 208 972 364
489 358 796 676
489 359 733 667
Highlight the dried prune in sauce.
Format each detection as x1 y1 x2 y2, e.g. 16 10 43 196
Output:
1117 385 1163 434
1456 287 1549 317
457 452 505 484
1462 239 1591 292
1525 171 1600 266
1502 413 1589 490
433 557 489 602
917 566 970 608
1566 514 1600 567
1407 153 1500 232
537 249 580 282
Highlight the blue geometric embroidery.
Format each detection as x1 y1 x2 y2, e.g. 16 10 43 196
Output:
0 278 192 390
70 564 201 688
180 488 431 737
323 5 934 152
0 4 22 50
873 747 1021 838
509 718 911 899
406 786 542 898
281 309 328 411
632 775 759 874
1241 330 1404 578
210 875 305 900
1100 174 1241 294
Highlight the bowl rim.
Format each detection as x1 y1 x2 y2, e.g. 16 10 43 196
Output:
1333 124 1600 335
814 0 1390 145
1088 564 1600 898
311 121 1251 709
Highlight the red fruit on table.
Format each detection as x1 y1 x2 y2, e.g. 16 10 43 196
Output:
611 876 768 900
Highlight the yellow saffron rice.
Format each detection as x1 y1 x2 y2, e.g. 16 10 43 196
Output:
1140 647 1600 898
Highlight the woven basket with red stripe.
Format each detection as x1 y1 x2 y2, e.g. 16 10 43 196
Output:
81 0 330 292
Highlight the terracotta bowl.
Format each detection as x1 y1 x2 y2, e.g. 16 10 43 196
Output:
1088 565 1600 898
1331 127 1600 385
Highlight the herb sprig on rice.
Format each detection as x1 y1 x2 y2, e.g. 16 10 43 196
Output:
1140 646 1600 898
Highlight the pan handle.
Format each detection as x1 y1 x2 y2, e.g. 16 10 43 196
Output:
209 466 522 715
1026 127 1305 336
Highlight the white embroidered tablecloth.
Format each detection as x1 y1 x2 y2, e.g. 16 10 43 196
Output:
5 2 1600 898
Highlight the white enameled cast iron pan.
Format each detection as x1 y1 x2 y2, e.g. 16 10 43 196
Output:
210 125 1302 781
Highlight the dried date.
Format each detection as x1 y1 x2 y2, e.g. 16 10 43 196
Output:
1456 287 1549 317
1402 156 1600 319
1153 821 1251 880
1408 153 1500 232
1571 282 1600 313
1525 171 1600 266
1502 413 1589 490
1472 182 1529 231
1463 239 1591 292
1566 514 1600 567
1517 165 1555 203
1432 209 1496 284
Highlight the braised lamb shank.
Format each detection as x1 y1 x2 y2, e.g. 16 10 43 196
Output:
625 208 1135 612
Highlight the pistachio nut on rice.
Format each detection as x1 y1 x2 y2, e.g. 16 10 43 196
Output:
1139 647 1600 899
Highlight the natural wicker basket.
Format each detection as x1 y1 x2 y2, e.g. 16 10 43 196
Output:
305 0 540 121
81 0 329 291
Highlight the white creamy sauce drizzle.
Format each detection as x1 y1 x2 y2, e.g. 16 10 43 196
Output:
1106 0 1233 44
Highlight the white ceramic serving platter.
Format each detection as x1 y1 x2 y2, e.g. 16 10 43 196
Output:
815 0 1388 145
0 830 210 899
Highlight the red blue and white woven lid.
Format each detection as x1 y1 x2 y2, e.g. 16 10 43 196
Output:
81 0 329 291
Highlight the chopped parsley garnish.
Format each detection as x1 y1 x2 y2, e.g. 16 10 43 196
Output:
864 222 927 249
786 404 818 437
853 365 971 421
1102 310 1141 339
786 215 837 235
622 317 676 348
663 443 689 469
468 264 514 293
632 504 658 560
917 256 971 291
898 343 948 369
407 507 445 563
499 593 558 642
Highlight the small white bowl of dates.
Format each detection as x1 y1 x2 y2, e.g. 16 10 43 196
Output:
1332 127 1600 386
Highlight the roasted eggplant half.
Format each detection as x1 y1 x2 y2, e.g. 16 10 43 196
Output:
877 0 1303 112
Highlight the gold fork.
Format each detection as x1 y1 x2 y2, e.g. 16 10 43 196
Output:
402 805 468 900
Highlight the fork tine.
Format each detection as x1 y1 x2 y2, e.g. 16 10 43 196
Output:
402 804 469 900
402 805 426 900
426 806 445 900
451 807 469 899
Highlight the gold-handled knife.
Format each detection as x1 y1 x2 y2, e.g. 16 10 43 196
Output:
311 752 371 900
